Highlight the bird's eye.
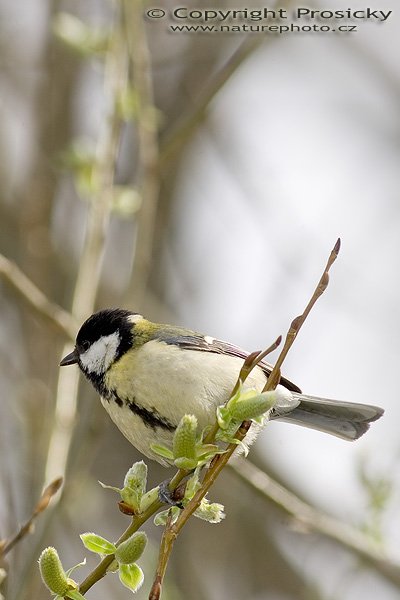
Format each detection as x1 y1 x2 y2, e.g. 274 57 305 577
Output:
81 340 90 352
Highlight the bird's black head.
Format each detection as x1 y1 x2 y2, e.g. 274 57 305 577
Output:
60 308 141 377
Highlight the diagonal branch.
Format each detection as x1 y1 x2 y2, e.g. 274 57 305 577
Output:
229 458 400 587
0 478 63 557
0 254 76 340
263 239 340 392
159 36 263 166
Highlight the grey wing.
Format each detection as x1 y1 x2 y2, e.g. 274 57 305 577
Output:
156 330 301 393
153 329 384 441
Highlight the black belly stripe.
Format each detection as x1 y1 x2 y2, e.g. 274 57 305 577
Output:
107 389 175 432
127 400 175 431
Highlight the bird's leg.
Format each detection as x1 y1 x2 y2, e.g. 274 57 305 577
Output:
158 478 189 507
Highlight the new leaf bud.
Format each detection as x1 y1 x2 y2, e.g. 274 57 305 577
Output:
122 461 148 508
38 547 71 595
115 532 147 565
173 414 197 460
230 391 276 422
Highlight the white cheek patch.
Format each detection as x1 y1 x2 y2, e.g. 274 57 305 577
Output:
80 332 121 374
128 314 143 324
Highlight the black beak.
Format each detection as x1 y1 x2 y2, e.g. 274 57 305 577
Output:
60 348 79 366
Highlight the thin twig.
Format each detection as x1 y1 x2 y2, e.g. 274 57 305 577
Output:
0 478 63 557
148 240 341 598
0 254 76 340
263 238 341 392
229 458 400 587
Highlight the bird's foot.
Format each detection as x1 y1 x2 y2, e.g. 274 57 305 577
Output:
158 479 187 508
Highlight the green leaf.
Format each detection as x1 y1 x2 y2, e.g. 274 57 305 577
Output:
196 447 225 465
65 559 86 577
216 406 231 429
65 590 87 600
216 419 242 442
140 486 160 512
119 563 144 593
154 507 180 527
150 444 174 460
98 481 123 494
184 469 201 500
174 457 198 470
80 533 116 555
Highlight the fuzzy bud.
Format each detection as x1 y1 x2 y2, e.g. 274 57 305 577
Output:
115 532 147 565
173 414 197 460
38 547 71 595
122 461 148 508
230 391 276 422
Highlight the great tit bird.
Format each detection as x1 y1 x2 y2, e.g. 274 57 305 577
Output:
60 308 384 465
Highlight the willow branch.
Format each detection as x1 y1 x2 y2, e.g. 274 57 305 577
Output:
149 421 252 600
230 458 400 587
0 254 76 339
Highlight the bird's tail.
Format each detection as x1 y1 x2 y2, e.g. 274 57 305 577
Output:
272 393 384 441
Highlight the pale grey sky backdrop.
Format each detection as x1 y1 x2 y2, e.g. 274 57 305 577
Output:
0 0 399 599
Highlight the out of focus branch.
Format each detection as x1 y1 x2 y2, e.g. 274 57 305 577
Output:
230 458 400 587
159 36 263 166
0 254 76 340
123 0 160 308
0 478 62 557
45 6 130 485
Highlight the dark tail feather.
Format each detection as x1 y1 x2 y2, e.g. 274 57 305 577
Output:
273 393 384 441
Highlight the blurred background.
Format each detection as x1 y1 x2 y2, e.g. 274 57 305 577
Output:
0 0 399 598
